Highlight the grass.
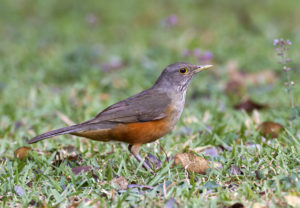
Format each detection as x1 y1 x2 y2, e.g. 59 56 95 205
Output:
0 0 300 207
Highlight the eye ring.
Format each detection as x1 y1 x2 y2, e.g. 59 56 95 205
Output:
179 68 188 74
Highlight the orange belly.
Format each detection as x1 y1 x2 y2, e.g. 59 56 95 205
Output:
72 118 172 144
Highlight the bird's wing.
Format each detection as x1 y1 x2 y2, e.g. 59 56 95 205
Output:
27 89 171 144
87 89 171 124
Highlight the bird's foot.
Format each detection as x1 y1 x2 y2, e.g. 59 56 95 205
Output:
128 144 154 173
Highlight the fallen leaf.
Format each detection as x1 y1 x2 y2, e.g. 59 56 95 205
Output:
146 154 162 170
258 121 284 138
228 202 245 208
14 146 32 160
165 198 176 208
111 176 128 190
14 185 24 196
174 152 218 174
71 166 92 175
234 99 267 113
284 195 300 207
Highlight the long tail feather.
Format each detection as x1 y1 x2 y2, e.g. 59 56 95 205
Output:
27 124 83 144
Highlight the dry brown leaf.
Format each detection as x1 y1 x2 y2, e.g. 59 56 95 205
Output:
228 202 245 208
284 195 300 207
111 176 128 190
174 152 219 174
14 146 32 160
234 99 267 113
258 121 284 138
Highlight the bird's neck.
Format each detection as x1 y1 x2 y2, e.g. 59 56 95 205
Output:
154 76 191 94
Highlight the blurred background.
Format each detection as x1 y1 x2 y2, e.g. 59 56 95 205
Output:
1 2 300 206
0 0 299 140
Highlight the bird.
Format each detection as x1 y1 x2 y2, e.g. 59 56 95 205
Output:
28 62 212 171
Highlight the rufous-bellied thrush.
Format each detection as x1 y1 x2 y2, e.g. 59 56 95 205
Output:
28 62 212 171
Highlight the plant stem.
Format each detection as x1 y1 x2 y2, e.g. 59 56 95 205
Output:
280 46 294 109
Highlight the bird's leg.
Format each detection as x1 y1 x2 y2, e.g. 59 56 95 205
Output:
128 144 153 173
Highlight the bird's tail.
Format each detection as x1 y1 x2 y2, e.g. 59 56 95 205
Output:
27 124 84 144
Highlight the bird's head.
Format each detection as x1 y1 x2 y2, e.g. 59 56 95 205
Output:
154 62 213 92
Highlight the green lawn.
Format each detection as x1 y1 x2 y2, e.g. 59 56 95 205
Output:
0 0 300 207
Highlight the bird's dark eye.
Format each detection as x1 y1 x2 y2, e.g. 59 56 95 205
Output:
179 68 188 74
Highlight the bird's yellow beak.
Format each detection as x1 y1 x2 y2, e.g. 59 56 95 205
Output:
195 65 213 73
